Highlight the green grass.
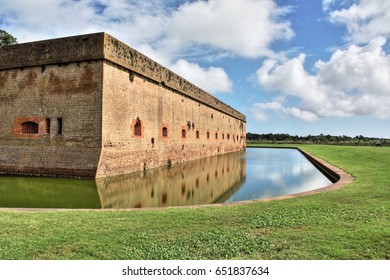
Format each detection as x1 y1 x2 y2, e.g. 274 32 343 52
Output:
0 144 389 259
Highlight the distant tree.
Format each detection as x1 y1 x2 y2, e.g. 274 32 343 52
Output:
246 132 389 146
0 29 18 47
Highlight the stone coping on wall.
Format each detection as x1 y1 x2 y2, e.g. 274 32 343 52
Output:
0 33 105 69
0 147 355 212
0 32 246 122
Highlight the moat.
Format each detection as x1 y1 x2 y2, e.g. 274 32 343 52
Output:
0 148 332 209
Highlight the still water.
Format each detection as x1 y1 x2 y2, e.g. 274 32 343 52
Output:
0 148 332 209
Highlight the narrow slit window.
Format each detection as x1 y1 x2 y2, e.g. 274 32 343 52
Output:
182 129 186 138
162 127 168 137
46 118 51 134
21 122 38 134
57 118 62 134
196 130 200 139
134 118 142 136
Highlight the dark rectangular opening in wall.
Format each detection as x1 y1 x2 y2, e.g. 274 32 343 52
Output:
57 118 62 134
21 122 38 134
46 118 51 134
134 118 142 136
162 127 168 137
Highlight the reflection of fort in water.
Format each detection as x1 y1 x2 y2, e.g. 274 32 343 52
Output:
95 151 246 208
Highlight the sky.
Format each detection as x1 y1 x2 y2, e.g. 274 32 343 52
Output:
1 0 389 138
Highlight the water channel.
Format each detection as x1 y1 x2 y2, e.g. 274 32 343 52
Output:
0 148 333 209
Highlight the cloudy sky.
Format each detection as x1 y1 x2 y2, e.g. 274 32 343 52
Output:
1 0 389 138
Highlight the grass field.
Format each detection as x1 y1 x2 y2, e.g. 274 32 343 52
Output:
0 144 389 260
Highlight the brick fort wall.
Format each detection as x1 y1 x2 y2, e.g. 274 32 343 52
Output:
0 33 246 178
0 61 103 177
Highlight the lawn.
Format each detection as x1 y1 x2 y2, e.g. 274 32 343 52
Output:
0 144 389 259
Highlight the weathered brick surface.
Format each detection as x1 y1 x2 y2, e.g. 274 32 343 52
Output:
103 33 246 122
0 62 103 177
97 61 246 177
0 33 246 178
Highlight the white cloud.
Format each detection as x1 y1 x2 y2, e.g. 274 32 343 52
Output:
256 54 328 109
284 107 319 122
167 0 294 58
328 0 390 43
0 0 293 59
0 0 172 48
316 37 390 97
0 0 98 41
94 0 171 46
0 0 293 97
322 0 336 12
171 59 233 94
251 101 283 121
252 101 319 122
254 37 390 121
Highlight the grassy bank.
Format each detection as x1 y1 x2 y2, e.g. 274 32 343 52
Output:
0 144 389 259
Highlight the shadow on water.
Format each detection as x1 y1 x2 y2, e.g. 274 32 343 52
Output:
0 176 101 209
0 148 332 209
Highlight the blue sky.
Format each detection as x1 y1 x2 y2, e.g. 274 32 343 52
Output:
1 0 389 138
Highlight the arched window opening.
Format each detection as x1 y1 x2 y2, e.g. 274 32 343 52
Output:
21 122 38 134
162 127 168 137
207 131 210 139
134 117 142 136
196 130 200 139
182 129 186 138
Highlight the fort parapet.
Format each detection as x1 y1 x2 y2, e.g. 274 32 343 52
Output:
0 33 246 178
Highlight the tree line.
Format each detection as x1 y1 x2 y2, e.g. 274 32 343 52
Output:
0 29 18 47
247 132 390 146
